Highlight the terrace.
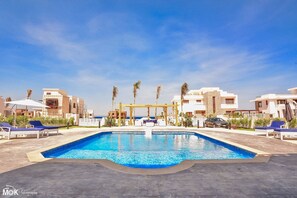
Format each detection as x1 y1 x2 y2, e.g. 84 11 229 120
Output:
1 127 297 196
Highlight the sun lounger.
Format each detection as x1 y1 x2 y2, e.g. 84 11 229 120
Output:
255 121 285 137
158 120 166 126
29 120 59 136
135 120 142 127
0 122 44 139
273 128 297 140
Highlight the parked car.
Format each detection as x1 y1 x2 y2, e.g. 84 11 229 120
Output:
204 117 229 128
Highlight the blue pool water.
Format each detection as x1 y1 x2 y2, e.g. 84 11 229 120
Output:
42 132 255 168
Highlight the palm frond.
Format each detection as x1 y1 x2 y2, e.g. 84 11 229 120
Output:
112 86 118 101
180 82 189 100
133 80 141 98
27 89 32 99
156 85 161 100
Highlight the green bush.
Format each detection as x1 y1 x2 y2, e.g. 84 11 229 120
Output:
289 118 297 128
254 118 271 127
32 117 68 126
229 118 251 128
104 117 116 127
184 114 193 127
69 117 75 126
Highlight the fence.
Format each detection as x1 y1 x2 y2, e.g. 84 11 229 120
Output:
79 118 101 127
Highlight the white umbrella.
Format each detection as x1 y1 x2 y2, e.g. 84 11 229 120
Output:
5 99 48 108
5 99 49 126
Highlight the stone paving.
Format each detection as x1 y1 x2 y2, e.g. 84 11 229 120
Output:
0 127 297 197
0 155 296 197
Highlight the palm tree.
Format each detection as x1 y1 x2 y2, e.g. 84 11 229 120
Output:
112 86 118 111
133 80 141 122
27 89 32 99
180 82 189 114
155 85 161 118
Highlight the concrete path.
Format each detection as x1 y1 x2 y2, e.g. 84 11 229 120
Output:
0 128 99 174
0 127 297 174
0 155 296 197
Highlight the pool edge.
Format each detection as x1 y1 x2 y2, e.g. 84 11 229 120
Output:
27 129 271 175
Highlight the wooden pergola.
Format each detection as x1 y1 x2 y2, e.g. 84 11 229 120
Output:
118 103 179 127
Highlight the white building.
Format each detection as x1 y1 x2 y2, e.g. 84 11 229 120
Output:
86 109 94 118
171 87 238 117
0 96 4 116
251 87 297 118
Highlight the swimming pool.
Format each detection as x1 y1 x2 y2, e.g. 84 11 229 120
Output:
42 132 256 168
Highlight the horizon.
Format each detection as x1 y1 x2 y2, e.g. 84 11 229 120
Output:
0 1 297 116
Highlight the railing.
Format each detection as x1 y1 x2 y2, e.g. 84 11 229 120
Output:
79 118 101 127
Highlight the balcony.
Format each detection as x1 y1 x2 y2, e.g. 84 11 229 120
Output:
221 104 238 109
183 104 206 112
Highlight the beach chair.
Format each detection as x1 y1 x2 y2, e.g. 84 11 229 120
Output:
273 128 297 140
0 122 44 139
135 120 142 127
29 120 59 136
255 121 285 137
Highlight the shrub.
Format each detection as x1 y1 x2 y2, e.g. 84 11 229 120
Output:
104 117 116 127
254 118 271 127
69 117 75 126
289 118 297 128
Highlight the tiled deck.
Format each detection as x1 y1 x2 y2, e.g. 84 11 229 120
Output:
0 127 297 196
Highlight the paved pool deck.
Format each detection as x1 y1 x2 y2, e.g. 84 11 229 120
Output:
0 127 297 197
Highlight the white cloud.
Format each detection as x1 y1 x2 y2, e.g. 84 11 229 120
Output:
19 18 296 115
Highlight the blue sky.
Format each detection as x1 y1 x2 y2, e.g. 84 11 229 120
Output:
0 0 297 115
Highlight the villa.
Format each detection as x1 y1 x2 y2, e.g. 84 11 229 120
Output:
251 87 297 118
171 87 238 117
41 88 92 121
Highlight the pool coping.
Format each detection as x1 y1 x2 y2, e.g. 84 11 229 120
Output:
27 129 271 175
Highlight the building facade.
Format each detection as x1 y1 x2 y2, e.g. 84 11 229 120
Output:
171 87 238 117
251 87 297 118
42 88 87 119
0 96 4 116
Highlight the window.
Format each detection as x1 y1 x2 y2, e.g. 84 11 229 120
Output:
258 102 262 108
46 92 51 95
277 100 286 104
212 96 216 114
183 100 189 104
73 103 76 108
266 100 268 105
46 99 58 109
196 100 202 103
225 99 234 104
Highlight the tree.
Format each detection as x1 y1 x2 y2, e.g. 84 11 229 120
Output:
180 82 189 114
133 80 141 104
133 80 141 122
155 85 161 118
112 86 118 111
27 89 32 99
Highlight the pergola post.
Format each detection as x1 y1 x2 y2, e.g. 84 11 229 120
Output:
118 103 176 127
129 106 132 126
164 105 168 126
118 102 122 127
175 102 178 126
